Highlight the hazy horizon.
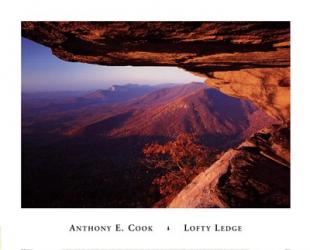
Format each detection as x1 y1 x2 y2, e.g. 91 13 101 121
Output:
22 38 205 92
22 82 206 94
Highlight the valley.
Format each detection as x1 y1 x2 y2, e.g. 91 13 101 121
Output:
22 82 278 207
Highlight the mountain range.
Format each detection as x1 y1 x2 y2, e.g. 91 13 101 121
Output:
23 82 277 144
22 82 279 207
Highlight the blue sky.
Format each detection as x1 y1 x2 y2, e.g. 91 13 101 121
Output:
22 38 204 92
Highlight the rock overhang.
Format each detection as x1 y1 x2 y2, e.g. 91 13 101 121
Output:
22 21 290 121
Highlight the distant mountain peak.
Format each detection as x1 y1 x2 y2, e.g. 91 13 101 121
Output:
188 81 205 85
109 86 117 91
108 83 151 92
82 89 107 99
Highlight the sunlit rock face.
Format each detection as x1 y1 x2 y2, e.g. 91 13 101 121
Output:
22 21 290 122
205 67 290 122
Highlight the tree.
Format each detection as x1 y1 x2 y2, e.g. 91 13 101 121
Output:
142 133 214 199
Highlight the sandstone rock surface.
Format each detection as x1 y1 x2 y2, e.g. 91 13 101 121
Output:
169 125 290 208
